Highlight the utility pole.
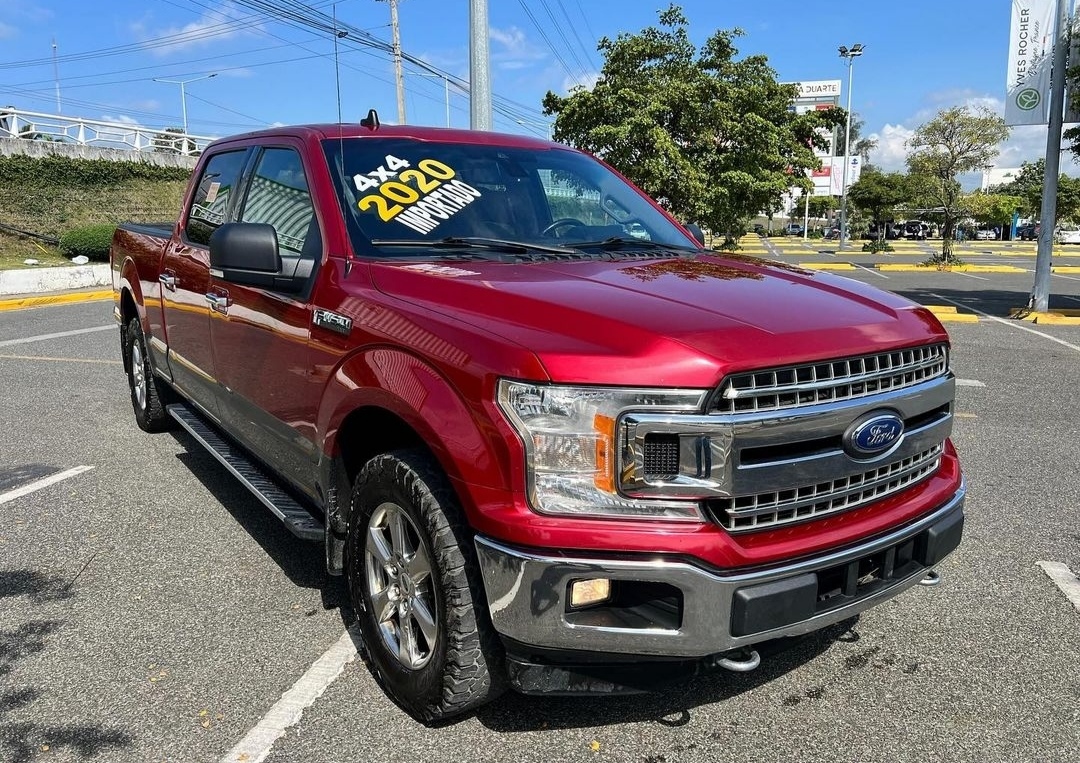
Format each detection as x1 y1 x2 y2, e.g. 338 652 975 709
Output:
382 0 407 125
51 39 61 113
469 0 492 130
1032 0 1069 313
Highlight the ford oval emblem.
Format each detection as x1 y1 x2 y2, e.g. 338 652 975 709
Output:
844 412 904 458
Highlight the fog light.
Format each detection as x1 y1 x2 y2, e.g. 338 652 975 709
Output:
570 578 611 608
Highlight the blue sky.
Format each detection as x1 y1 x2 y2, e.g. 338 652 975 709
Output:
0 1 1063 172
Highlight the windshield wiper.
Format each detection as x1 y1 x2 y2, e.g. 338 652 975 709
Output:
371 237 577 255
571 236 697 251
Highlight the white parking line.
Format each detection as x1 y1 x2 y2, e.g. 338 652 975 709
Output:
927 293 1080 355
0 465 94 506
0 325 114 348
955 379 985 387
853 263 889 279
1036 562 1080 614
950 271 989 281
220 629 358 763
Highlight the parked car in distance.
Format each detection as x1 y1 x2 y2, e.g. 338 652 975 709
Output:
1018 222 1039 241
904 221 928 240
974 228 997 241
782 223 804 236
752 223 765 235
1057 225 1080 244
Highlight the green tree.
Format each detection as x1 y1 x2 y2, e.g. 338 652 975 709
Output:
847 170 910 241
153 126 196 155
963 193 1022 234
992 158 1080 221
807 194 837 219
542 4 843 246
907 106 1009 262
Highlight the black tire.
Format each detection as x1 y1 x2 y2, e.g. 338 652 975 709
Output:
346 449 505 722
123 317 173 433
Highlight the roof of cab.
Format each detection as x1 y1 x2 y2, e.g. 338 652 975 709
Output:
208 123 559 150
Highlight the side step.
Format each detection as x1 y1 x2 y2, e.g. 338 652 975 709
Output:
167 403 324 541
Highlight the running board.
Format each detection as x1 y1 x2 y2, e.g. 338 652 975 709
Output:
167 403 324 541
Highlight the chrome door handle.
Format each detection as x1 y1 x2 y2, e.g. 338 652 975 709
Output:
159 273 176 291
205 292 230 314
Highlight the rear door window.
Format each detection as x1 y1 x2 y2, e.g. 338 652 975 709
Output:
185 150 248 246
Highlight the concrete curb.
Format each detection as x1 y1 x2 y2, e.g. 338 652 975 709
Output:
0 263 110 296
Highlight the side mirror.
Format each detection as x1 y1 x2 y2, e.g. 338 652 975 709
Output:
210 223 280 273
684 223 706 246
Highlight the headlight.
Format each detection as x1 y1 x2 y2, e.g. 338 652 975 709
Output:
497 380 706 521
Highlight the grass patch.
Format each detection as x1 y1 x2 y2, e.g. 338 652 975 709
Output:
0 172 188 271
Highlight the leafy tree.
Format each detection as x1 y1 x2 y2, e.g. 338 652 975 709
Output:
907 106 1009 261
153 126 197 155
847 170 910 241
807 195 837 219
542 4 843 246
991 158 1080 221
962 193 1023 233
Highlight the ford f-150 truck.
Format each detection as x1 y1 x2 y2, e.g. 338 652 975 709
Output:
111 118 964 722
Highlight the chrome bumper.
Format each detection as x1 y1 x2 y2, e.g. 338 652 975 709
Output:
475 484 965 658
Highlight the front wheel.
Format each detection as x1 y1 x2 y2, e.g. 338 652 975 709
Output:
123 317 172 432
346 449 505 722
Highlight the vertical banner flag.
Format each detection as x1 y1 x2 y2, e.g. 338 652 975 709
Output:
1005 0 1056 126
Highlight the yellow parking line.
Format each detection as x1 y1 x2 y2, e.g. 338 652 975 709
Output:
1052 266 1080 273
876 264 1027 273
1008 307 1080 325
0 290 113 312
799 263 856 271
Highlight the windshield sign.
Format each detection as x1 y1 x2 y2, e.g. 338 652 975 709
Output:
322 138 697 253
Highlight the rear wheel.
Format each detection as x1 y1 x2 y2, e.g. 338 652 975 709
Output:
124 317 172 432
346 449 505 722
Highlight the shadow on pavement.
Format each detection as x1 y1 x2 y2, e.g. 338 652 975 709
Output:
472 618 861 733
0 571 134 762
173 442 350 613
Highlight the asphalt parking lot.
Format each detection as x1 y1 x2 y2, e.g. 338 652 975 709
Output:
2 255 1080 763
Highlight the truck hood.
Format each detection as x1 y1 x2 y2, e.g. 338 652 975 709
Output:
368 253 947 388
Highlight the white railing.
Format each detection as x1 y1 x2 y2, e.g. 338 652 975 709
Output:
0 108 216 155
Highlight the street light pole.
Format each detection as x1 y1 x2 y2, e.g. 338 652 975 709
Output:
154 73 217 135
415 71 451 127
837 43 863 251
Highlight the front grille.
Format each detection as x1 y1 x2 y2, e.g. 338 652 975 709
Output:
708 443 944 533
713 344 948 414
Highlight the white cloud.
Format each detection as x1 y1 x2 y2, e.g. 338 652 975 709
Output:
867 88 1080 175
868 123 915 171
131 4 250 57
489 25 547 70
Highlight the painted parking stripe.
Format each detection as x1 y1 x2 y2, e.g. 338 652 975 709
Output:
220 629 358 763
0 465 94 506
927 293 1080 355
955 379 985 387
0 325 114 348
1036 562 1080 614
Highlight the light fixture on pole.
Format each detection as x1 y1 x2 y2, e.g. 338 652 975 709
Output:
154 73 218 136
837 43 864 251
515 118 553 141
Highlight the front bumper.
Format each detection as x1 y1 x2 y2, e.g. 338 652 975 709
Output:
475 483 964 659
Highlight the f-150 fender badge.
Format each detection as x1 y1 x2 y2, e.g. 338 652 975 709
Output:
313 308 352 336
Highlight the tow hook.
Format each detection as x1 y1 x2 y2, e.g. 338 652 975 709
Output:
919 569 941 587
713 648 761 673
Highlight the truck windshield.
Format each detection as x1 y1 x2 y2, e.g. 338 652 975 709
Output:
321 137 699 255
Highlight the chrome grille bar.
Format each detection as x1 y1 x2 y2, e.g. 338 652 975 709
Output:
713 344 948 414
709 444 944 533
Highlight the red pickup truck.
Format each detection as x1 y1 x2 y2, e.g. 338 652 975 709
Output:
111 120 964 721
